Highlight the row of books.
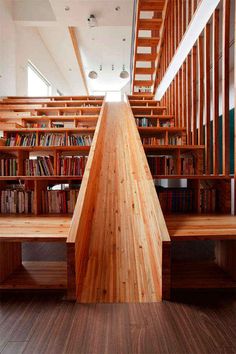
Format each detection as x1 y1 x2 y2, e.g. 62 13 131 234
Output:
25 123 47 128
24 157 54 176
67 135 93 146
168 137 183 145
147 156 195 175
135 118 174 127
157 187 194 213
41 189 80 214
57 156 88 176
147 156 176 175
142 137 166 145
0 190 34 214
6 133 36 147
0 158 17 176
39 133 66 146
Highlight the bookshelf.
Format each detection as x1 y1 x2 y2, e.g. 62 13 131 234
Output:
127 94 235 294
0 95 104 294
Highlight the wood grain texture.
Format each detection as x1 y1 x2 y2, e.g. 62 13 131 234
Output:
166 214 236 240
74 102 170 303
0 291 235 354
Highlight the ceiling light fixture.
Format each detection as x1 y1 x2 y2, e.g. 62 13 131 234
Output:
65 6 70 11
88 71 98 79
115 6 120 11
87 14 97 28
120 65 129 79
120 39 129 79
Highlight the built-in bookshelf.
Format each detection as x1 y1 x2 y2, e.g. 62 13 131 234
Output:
0 95 104 216
128 95 232 215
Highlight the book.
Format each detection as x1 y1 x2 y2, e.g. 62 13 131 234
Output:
24 157 54 176
41 189 80 214
142 137 166 145
57 156 88 176
0 189 34 214
0 158 17 176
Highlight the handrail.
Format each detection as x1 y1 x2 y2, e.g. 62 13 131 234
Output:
130 0 138 92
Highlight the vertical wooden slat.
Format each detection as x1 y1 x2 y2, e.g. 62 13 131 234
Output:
191 46 197 144
212 10 219 175
186 54 192 144
179 69 183 127
234 0 236 214
222 0 230 175
182 61 187 128
197 36 204 145
204 24 211 174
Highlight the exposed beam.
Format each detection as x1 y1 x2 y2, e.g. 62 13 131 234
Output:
68 27 89 95
155 0 221 100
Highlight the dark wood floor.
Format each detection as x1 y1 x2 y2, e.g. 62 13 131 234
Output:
0 291 235 354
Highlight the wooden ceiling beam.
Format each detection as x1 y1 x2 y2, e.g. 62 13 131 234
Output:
135 67 155 75
68 27 89 95
138 19 162 30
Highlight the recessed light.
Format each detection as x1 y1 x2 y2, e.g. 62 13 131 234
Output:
65 6 70 11
69 68 72 72
115 6 120 11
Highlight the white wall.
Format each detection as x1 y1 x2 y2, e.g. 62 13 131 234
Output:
0 0 16 96
15 26 71 96
0 0 71 97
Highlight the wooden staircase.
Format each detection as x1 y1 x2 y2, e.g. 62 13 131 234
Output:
132 0 167 94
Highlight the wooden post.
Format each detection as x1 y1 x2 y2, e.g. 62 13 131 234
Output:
204 24 211 174
212 10 219 175
222 0 230 175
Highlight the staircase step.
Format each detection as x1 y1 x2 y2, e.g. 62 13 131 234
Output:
138 19 162 30
137 37 159 47
135 67 155 75
134 80 154 87
136 53 157 62
140 1 165 11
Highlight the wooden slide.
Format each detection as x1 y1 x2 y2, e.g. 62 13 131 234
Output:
68 102 171 302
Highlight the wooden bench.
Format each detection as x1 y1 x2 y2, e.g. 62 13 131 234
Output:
0 215 71 290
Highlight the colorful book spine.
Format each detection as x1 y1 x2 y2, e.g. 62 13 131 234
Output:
0 159 17 176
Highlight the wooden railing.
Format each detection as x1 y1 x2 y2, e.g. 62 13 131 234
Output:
154 0 235 178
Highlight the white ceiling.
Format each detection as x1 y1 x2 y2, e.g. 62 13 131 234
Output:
12 0 134 94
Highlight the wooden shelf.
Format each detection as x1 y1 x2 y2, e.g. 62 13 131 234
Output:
0 175 83 181
3 127 96 133
134 114 174 119
0 261 67 289
152 175 233 179
172 260 236 289
138 127 185 134
0 146 90 152
1 100 103 105
144 144 205 152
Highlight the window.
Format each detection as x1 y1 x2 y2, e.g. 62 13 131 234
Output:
27 61 51 96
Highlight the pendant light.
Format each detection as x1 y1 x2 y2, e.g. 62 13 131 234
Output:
88 71 98 79
120 38 129 79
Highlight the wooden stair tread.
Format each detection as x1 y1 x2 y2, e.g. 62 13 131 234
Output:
0 215 71 242
0 261 67 289
166 214 236 240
